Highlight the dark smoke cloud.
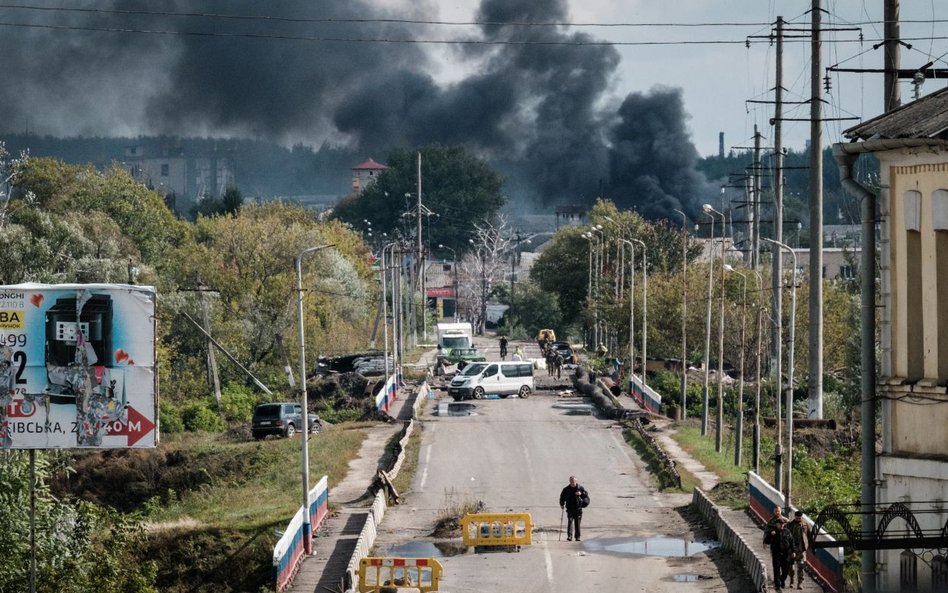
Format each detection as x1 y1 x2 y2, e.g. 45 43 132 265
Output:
0 0 709 218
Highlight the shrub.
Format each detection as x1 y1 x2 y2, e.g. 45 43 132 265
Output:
158 400 184 434
218 383 262 424
180 400 225 432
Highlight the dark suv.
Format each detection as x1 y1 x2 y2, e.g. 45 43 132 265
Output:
550 341 575 365
251 402 319 440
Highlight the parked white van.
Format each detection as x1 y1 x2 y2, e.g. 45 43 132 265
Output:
447 361 534 401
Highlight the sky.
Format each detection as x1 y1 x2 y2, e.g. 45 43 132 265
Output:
1 0 945 213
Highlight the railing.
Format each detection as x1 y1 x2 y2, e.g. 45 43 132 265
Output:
273 475 330 591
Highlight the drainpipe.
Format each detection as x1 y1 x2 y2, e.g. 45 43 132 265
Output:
834 147 877 593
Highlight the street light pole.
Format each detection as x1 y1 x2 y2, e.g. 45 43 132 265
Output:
631 238 647 387
701 212 715 436
751 269 764 474
673 209 688 419
295 243 334 555
438 244 457 320
704 204 726 453
730 267 748 467
764 237 797 512
620 240 636 383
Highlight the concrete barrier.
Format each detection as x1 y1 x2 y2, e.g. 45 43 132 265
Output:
693 487 769 593
273 475 330 591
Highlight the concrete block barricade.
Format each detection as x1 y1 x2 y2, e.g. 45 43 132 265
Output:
460 512 532 551
358 557 444 593
693 488 769 592
273 475 330 591
747 472 844 592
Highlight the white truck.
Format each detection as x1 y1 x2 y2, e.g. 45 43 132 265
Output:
435 322 485 364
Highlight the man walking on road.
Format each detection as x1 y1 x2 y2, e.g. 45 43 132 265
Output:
559 476 589 542
765 516 793 590
788 510 810 589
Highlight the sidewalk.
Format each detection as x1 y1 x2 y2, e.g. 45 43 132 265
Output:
286 384 418 593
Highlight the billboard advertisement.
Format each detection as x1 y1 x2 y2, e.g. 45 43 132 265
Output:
0 283 157 449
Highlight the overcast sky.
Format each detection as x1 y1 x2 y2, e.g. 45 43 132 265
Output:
1 0 945 195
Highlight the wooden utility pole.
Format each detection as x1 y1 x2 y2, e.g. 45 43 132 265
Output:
772 16 786 493
752 126 762 270
884 0 901 111
808 0 824 420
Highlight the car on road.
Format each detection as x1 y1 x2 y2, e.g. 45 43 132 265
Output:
447 361 534 400
251 402 319 439
550 341 575 365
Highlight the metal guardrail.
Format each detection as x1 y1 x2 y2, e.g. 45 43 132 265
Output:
460 512 532 549
358 557 443 592
693 488 769 593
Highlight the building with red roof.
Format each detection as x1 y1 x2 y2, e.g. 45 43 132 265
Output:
351 157 387 194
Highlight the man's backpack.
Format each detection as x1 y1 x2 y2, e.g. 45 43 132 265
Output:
579 488 590 508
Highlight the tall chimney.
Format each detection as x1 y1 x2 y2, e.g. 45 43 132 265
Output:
718 132 725 158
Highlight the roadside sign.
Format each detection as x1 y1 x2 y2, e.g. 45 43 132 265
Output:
0 283 157 449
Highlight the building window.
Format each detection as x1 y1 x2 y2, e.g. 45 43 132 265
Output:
839 265 855 280
442 264 452 272
904 191 923 381
161 164 169 177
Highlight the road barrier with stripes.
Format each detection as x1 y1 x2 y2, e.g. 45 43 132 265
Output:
748 471 844 592
628 373 662 414
376 373 398 413
358 557 443 592
460 512 532 550
273 475 330 591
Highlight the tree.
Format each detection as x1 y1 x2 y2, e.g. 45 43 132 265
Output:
332 144 505 255
456 219 511 334
191 185 244 219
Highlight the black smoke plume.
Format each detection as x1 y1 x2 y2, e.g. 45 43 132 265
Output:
0 0 709 218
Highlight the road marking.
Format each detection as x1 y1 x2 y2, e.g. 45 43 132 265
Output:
543 542 554 584
420 445 432 489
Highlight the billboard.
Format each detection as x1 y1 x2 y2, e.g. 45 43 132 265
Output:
0 283 157 449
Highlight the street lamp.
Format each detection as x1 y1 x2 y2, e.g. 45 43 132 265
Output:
726 265 749 467
295 243 335 555
763 237 797 512
700 204 717 437
582 232 596 348
630 238 647 387
590 225 604 348
704 204 726 451
673 209 688 419
620 239 636 386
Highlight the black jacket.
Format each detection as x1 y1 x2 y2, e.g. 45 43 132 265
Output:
559 483 588 515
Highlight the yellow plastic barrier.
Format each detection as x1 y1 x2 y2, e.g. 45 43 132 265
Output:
460 512 532 549
358 557 443 592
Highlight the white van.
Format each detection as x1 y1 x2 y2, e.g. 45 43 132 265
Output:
447 361 534 401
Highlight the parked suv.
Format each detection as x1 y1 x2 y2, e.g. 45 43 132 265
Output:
251 402 319 440
550 341 575 365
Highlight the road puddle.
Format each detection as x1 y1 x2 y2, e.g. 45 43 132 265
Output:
552 402 595 415
437 402 477 416
672 574 702 582
382 541 468 557
582 536 719 557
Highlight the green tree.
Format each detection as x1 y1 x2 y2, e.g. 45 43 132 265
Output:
0 452 156 593
332 144 505 254
191 185 244 219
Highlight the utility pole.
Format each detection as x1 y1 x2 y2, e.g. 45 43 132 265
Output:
884 0 901 111
809 0 824 420
772 15 786 494
414 152 422 347
752 126 762 270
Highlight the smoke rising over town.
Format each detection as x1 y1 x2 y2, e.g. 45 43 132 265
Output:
0 0 711 217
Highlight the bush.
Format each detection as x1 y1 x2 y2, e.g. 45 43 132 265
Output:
180 400 225 432
158 400 184 434
218 384 263 424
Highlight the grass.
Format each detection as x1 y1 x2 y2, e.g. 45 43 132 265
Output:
671 422 749 486
392 428 422 494
146 426 367 530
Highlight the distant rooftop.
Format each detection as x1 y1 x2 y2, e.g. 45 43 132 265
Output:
351 157 387 171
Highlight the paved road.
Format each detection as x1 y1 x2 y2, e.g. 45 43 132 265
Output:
372 392 754 592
